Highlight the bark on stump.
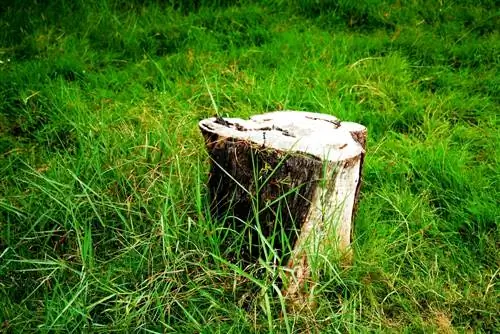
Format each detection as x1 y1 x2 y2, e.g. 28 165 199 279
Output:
199 111 366 304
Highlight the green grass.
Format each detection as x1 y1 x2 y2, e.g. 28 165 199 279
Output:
0 0 498 332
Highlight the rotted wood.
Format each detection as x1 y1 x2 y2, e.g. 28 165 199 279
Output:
199 111 367 304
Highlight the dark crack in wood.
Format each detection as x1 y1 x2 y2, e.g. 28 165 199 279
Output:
305 115 341 128
210 118 296 138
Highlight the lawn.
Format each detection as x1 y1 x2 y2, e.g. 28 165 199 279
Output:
0 0 498 332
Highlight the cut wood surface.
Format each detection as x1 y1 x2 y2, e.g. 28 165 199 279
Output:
199 111 366 302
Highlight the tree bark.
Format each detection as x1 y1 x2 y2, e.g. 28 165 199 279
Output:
199 111 366 303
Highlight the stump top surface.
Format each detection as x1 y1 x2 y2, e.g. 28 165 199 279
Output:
199 111 366 161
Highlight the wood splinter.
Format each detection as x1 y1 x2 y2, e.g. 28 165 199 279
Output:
199 111 367 305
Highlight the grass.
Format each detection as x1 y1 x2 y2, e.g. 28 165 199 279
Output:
0 0 498 331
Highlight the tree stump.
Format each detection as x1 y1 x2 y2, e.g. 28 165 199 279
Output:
199 111 366 302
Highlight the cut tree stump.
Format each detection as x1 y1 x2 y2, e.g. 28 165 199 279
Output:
199 111 366 303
